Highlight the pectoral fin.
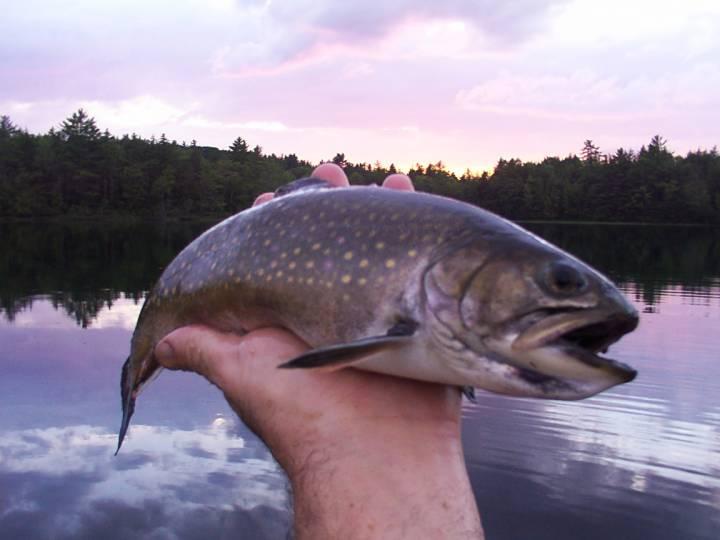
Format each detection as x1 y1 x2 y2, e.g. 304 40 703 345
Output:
278 321 417 371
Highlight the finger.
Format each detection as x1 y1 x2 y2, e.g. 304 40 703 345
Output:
253 192 274 206
154 325 309 389
312 163 350 187
382 174 415 191
154 325 238 382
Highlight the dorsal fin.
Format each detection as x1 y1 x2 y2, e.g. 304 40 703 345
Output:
274 177 334 197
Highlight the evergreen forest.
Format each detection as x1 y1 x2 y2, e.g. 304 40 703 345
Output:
1 110 718 224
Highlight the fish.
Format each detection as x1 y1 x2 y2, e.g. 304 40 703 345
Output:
116 178 639 453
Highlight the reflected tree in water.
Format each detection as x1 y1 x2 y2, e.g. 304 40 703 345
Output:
1 222 719 325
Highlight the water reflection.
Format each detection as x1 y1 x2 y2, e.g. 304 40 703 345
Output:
1 295 142 331
0 422 289 540
1 222 719 539
0 221 206 326
2 222 720 325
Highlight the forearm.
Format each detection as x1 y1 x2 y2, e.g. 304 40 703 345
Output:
286 419 484 540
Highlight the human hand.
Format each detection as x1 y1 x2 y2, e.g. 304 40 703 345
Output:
154 163 483 539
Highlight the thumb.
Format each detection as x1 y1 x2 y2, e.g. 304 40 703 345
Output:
154 325 310 393
154 325 239 385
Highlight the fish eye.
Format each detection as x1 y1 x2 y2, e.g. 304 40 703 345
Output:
545 260 588 295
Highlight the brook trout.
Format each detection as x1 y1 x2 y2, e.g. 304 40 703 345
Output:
117 179 638 452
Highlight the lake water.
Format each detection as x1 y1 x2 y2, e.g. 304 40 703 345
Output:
1 221 718 540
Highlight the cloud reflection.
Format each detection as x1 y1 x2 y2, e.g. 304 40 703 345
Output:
0 422 290 539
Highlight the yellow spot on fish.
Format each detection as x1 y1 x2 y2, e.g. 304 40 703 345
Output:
281 252 287 259
307 277 315 285
323 248 331 255
408 249 418 257
257 269 265 276
375 241 385 250
288 276 295 283
385 259 396 269
326 282 333 288
266 275 273 282
390 213 400 221
276 270 283 277
344 251 353 260
306 261 315 269
270 261 278 268
359 259 369 268
263 239 271 246
227 269 235 276
343 293 350 302
289 262 296 269
341 274 352 284
376 276 385 284
302 214 310 221
234 277 242 284
312 243 321 250
211 262 217 270
358 278 367 286
293 248 302 255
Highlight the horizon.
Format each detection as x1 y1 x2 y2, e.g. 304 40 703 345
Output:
3 0 719 176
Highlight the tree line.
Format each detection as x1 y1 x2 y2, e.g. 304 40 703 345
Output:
1 110 718 223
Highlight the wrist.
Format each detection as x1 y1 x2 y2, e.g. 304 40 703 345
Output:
284 417 482 539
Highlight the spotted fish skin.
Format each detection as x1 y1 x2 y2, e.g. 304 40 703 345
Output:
125 186 476 393
118 183 638 452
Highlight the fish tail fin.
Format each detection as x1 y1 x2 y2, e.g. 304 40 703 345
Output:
115 356 136 455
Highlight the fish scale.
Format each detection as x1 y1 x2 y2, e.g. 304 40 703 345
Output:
117 180 638 453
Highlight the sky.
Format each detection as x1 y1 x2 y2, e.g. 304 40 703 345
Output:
2 0 719 174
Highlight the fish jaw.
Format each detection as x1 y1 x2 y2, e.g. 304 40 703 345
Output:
422 231 640 400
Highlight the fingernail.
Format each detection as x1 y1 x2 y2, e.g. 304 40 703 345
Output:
383 174 414 191
154 340 175 365
253 192 274 206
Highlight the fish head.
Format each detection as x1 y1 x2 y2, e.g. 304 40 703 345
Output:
423 233 639 399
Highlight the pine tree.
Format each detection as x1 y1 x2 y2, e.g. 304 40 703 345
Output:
0 115 19 140
60 109 100 141
581 140 600 163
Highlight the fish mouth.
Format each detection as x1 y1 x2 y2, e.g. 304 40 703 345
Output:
504 307 639 389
